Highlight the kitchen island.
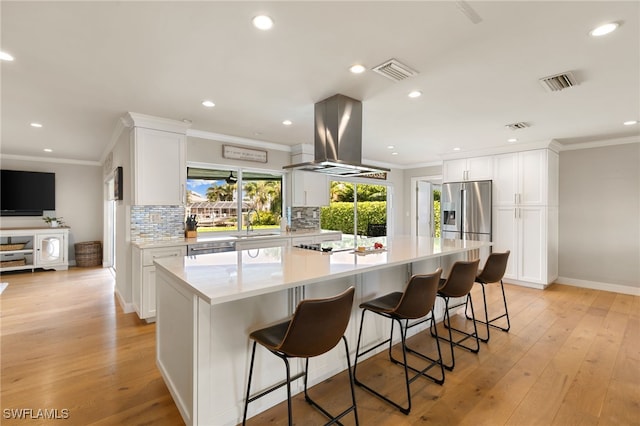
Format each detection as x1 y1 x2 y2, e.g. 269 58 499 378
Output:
154 236 490 426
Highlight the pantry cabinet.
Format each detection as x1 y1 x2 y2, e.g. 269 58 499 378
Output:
491 149 558 287
493 150 555 206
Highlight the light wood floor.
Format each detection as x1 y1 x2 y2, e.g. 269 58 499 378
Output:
1 268 638 425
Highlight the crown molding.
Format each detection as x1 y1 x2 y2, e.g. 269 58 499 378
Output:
1 154 101 167
122 112 192 134
556 135 639 151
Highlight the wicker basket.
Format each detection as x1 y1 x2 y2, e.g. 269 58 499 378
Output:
75 241 102 267
0 243 26 251
0 258 26 267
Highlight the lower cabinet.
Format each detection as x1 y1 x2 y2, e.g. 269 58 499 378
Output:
0 228 69 272
493 205 557 287
132 245 186 321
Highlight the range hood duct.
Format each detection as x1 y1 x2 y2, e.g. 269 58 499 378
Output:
284 94 390 177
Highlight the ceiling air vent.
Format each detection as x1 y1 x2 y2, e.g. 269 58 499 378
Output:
372 59 418 82
505 122 529 130
539 71 578 92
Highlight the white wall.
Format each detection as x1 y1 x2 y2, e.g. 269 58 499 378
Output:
558 143 640 291
0 158 103 262
401 165 443 235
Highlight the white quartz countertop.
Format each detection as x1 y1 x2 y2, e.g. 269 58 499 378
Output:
132 229 341 249
154 236 490 305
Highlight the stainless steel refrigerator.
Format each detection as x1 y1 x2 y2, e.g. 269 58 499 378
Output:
441 180 492 243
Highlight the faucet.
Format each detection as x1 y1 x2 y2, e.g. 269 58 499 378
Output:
246 208 258 235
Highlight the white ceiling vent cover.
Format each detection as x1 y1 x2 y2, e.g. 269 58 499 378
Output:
539 71 578 92
372 59 418 81
505 122 529 130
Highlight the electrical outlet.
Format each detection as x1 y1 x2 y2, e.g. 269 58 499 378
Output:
297 211 302 219
150 213 161 223
313 211 317 219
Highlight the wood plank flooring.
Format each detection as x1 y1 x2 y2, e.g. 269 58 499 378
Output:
1 268 638 425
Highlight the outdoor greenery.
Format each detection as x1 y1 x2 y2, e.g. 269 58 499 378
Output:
321 201 386 235
329 181 387 202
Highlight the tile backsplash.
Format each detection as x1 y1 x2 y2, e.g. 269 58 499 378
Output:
131 205 185 242
288 206 320 231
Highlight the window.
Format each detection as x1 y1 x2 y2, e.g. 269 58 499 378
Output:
186 167 282 233
321 180 390 247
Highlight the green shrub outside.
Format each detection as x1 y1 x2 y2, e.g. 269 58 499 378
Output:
320 201 386 235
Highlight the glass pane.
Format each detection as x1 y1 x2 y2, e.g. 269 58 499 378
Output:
186 168 283 233
186 168 239 232
41 237 60 261
321 181 387 249
240 172 282 231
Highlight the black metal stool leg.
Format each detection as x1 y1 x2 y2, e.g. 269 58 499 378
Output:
242 341 258 425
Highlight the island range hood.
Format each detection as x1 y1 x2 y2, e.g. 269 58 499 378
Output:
283 94 390 177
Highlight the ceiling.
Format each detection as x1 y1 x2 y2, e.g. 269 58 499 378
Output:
1 1 639 167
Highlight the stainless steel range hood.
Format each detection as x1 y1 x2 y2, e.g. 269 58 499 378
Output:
283 94 390 177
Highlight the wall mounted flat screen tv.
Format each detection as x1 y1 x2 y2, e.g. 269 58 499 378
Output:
1 170 55 216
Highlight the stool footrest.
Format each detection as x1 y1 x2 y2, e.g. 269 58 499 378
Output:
247 371 306 403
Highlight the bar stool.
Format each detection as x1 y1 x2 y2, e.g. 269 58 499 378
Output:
431 259 480 371
242 286 358 426
465 250 511 342
353 269 444 415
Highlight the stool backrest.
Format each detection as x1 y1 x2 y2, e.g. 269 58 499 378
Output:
278 286 355 358
476 251 510 284
439 259 481 298
393 268 442 319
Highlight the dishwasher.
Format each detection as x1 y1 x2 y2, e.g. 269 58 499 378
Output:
187 240 236 256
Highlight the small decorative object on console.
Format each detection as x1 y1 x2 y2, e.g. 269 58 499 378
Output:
43 216 64 227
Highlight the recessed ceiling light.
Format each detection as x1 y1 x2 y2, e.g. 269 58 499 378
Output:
590 22 619 37
43 148 53 152
391 152 399 156
30 122 43 128
623 120 638 126
453 147 461 151
0 51 14 61
349 64 366 74
507 138 518 143
252 15 274 30
408 90 422 98
387 145 395 149
202 100 215 108
282 120 292 126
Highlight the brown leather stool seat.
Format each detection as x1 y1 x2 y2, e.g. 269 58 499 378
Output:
465 250 511 342
353 269 444 415
430 259 481 371
242 286 358 426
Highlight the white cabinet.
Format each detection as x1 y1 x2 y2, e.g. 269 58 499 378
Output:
443 156 493 182
132 245 186 321
493 150 554 206
131 127 186 206
492 149 558 287
35 232 68 268
493 206 548 284
0 228 69 272
290 170 329 206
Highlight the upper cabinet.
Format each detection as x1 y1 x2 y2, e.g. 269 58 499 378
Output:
443 156 493 182
493 149 558 206
290 170 329 207
131 128 186 205
124 113 191 206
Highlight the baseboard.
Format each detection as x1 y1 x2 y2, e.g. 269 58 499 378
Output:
555 276 640 296
114 286 135 313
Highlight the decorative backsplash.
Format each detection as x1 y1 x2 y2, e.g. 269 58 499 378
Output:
288 206 320 231
131 205 185 242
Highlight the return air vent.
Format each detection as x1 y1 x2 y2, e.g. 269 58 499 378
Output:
539 71 578 92
372 59 418 81
505 122 529 130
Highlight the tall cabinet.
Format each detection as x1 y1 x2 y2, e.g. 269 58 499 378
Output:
491 149 558 287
